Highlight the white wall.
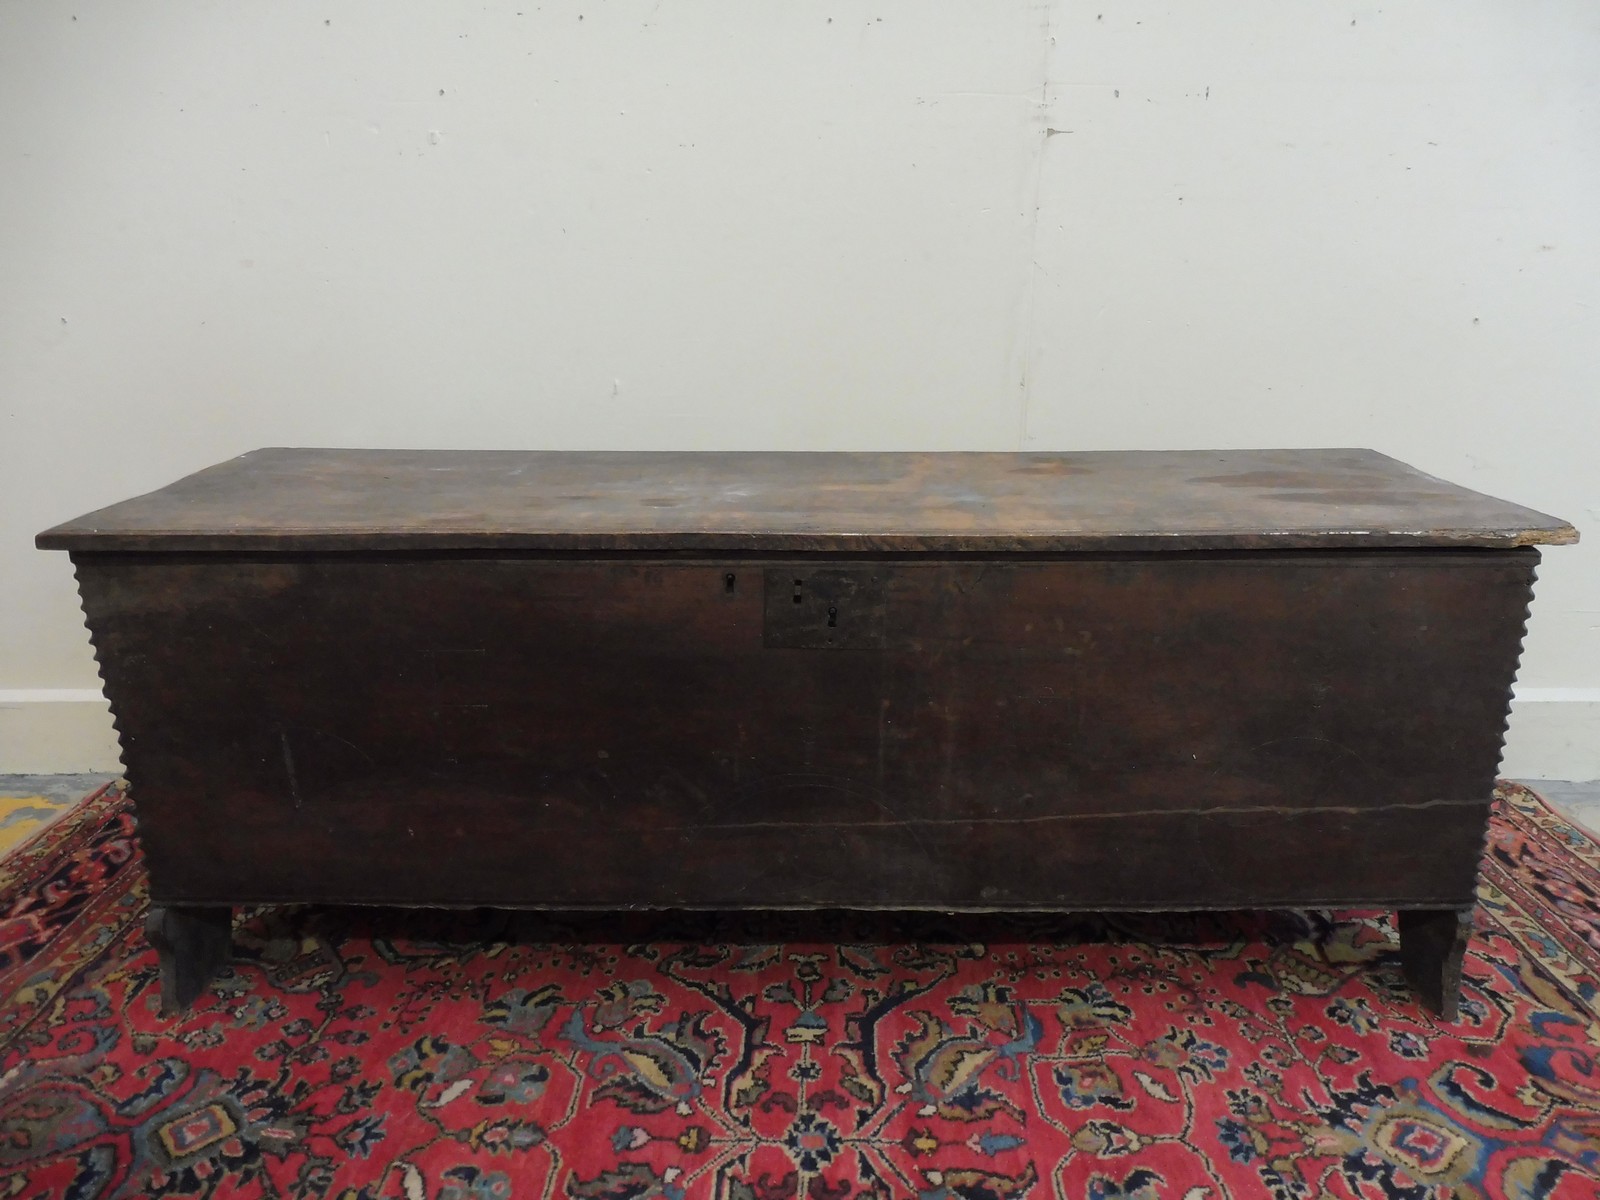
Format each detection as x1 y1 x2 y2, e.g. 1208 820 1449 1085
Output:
3 0 1597 776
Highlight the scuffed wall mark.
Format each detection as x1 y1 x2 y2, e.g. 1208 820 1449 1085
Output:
926 91 1039 101
1012 0 1058 450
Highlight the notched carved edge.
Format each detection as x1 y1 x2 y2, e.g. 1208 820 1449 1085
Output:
69 553 131 791
1450 552 1542 958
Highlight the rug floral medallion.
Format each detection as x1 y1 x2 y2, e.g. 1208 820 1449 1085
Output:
1 781 1598 1199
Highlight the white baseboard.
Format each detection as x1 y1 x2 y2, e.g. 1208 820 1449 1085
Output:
2 686 1597 781
0 691 123 774
1501 689 1600 781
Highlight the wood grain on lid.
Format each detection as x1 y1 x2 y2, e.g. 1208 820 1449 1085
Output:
35 447 1578 553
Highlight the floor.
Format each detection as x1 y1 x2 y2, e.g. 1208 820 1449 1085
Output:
0 775 1596 857
0 773 116 856
1518 780 1600 835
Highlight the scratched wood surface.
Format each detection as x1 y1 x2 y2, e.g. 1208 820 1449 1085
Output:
73 549 1536 911
37 448 1576 553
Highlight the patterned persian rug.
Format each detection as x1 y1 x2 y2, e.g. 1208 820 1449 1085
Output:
2 782 1598 1199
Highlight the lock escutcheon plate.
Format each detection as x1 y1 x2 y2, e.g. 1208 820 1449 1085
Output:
762 568 888 649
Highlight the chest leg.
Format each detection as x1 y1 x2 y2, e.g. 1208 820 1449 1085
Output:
145 904 233 1015
1399 907 1474 1020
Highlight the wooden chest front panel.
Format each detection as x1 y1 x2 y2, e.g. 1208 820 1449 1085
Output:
75 550 1535 911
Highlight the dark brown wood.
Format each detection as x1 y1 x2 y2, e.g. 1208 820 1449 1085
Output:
74 550 1531 914
144 904 232 1015
38 449 1575 1016
1399 908 1474 1020
35 448 1575 554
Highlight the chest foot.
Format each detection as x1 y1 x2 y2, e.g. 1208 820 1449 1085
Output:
1399 907 1473 1020
145 904 233 1015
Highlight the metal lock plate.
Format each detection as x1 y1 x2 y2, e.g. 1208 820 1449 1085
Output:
763 568 887 649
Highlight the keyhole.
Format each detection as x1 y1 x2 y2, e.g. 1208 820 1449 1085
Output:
724 573 736 594
793 579 804 605
827 606 838 628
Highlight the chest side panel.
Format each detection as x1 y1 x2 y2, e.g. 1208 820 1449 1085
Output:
74 550 1535 909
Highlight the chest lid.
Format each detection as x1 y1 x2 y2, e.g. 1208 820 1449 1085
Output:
36 447 1576 553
